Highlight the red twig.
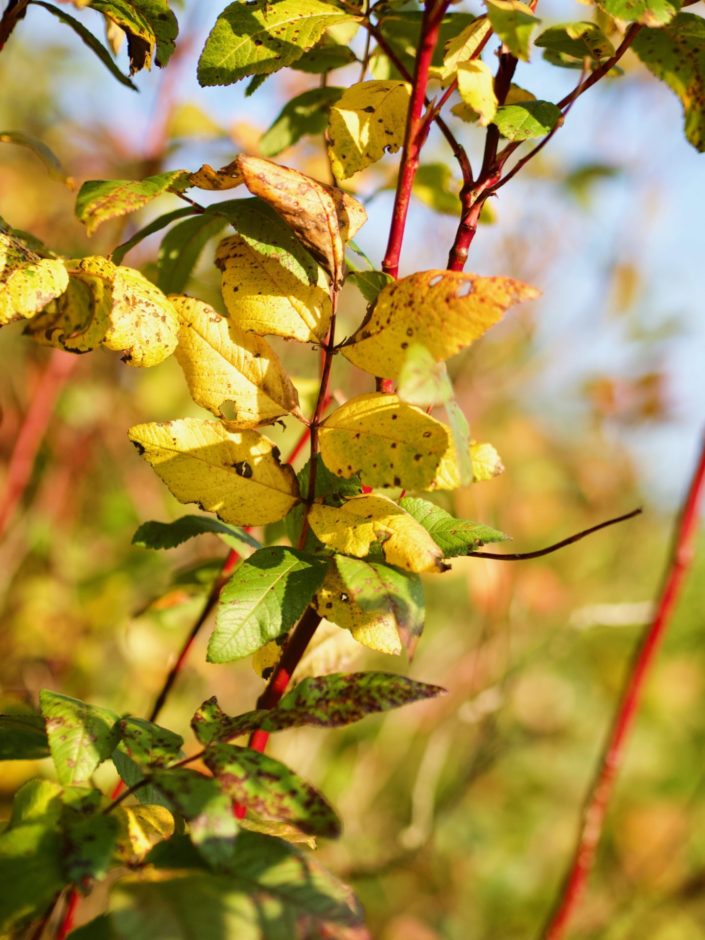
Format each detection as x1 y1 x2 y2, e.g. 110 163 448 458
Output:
0 349 76 539
55 890 78 940
382 0 450 277
542 435 705 939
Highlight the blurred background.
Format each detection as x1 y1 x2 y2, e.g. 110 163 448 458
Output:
1 0 704 937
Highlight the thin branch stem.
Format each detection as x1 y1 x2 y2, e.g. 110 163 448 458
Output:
471 508 641 561
0 0 29 51
382 0 451 277
541 435 705 939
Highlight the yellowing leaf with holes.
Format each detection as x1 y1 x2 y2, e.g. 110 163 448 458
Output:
436 17 493 83
128 418 299 526
217 234 331 343
0 232 68 326
172 295 301 427
457 60 498 126
314 565 402 655
103 265 179 366
308 495 446 573
189 159 243 190
327 80 411 180
343 270 539 380
238 154 354 285
319 393 458 491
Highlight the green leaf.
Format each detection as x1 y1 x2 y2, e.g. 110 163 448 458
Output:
632 13 705 152
335 555 425 655
7 779 63 828
0 130 70 183
293 39 358 73
205 743 341 838
599 0 680 26
132 515 260 552
261 87 343 157
493 100 562 140
0 229 69 327
207 547 328 663
535 22 615 69
118 717 183 768
39 690 120 786
62 810 120 885
197 0 354 86
157 213 228 293
68 914 114 940
112 750 174 810
399 496 509 556
0 712 50 760
485 0 540 61
76 171 190 236
33 1 137 90
111 207 197 265
90 0 156 73
152 768 239 869
0 822 64 934
347 269 393 304
132 0 179 66
413 163 461 216
285 455 362 549
192 672 445 744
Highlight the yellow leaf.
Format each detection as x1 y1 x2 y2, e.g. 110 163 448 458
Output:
470 441 504 481
319 392 457 491
342 269 539 379
0 232 68 325
457 60 498 126
237 154 348 285
103 265 179 367
216 234 332 343
128 418 299 526
314 566 402 655
327 80 411 180
436 17 493 83
189 159 243 190
171 295 301 427
114 805 175 864
308 494 446 573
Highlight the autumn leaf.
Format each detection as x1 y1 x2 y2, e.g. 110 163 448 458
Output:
0 231 68 326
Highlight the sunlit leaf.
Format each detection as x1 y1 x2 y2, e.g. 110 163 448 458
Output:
319 393 457 491
172 295 301 426
75 171 190 236
485 0 540 61
216 233 332 343
308 494 446 573
39 690 120 786
103 264 179 366
0 230 68 326
132 514 260 552
192 673 445 743
342 269 539 379
207 547 327 662
457 60 498 125
205 743 341 838
114 805 175 864
128 418 300 526
632 13 705 152
261 87 343 157
188 159 243 190
535 22 615 69
436 16 492 82
493 100 562 140
118 717 183 768
198 0 354 86
327 80 410 180
399 497 509 557
599 0 680 26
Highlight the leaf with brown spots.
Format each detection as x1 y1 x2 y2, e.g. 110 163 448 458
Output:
117 717 183 768
191 673 445 743
319 392 458 491
75 171 190 236
128 418 300 526
0 230 68 326
205 743 341 839
342 269 539 380
39 690 120 786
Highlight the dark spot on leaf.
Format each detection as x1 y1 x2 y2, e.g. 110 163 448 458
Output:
233 460 253 478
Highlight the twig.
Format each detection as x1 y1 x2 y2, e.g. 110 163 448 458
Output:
382 0 452 277
0 349 76 539
471 508 641 561
541 435 705 939
0 0 29 51
55 890 78 940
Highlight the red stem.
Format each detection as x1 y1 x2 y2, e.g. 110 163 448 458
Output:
55 890 78 940
542 434 705 939
382 0 450 278
0 350 76 539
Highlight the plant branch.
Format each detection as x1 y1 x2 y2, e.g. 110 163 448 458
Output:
471 508 642 561
541 435 705 939
382 0 451 277
0 0 29 51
